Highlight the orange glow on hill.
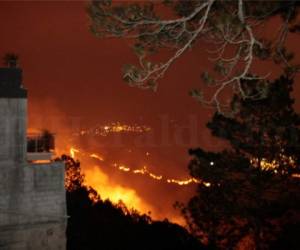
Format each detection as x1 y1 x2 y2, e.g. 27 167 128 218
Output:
84 165 153 213
68 146 204 224
68 147 154 215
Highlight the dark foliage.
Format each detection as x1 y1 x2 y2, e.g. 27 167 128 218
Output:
207 75 300 173
87 0 300 103
183 75 300 249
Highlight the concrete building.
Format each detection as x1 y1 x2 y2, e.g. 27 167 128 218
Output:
0 66 66 250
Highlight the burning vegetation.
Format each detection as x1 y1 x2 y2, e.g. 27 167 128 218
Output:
62 154 204 250
70 147 205 186
67 146 205 224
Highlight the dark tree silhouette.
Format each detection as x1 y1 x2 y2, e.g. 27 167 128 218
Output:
87 0 300 113
181 75 300 249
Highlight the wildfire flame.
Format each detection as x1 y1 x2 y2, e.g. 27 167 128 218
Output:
68 146 200 224
90 153 104 161
70 147 204 187
71 147 299 192
251 153 297 174
70 147 79 159
83 165 153 213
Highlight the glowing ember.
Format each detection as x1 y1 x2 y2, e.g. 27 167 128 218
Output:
90 153 104 161
251 153 297 173
70 147 80 159
118 165 130 172
149 173 163 180
166 178 200 186
292 174 300 178
30 160 52 164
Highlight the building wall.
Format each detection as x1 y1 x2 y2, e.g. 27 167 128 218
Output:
0 96 66 250
0 98 26 164
0 162 67 250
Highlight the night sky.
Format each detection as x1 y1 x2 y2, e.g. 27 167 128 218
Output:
0 1 213 122
1 0 299 222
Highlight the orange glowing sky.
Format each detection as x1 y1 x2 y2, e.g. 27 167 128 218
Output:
1 0 300 223
0 1 225 179
0 1 212 123
0 1 299 136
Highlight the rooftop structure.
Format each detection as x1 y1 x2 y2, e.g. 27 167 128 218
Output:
0 65 66 250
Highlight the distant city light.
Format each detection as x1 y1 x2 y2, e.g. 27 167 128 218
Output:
75 122 152 137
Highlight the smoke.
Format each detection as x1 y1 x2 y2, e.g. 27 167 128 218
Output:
28 98 78 153
28 99 194 225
